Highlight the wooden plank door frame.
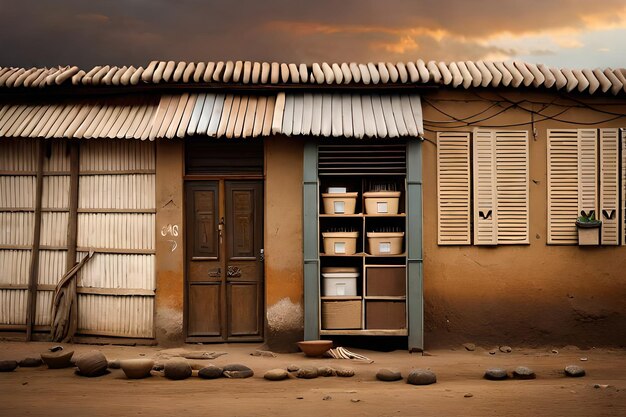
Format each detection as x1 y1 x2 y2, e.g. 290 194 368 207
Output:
184 177 265 343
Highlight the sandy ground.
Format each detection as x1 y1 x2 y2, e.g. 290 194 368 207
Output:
0 341 624 417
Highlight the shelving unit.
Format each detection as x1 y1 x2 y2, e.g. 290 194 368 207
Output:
318 175 408 336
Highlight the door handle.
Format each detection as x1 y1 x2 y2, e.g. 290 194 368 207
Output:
260 248 264 262
208 267 221 277
218 217 225 245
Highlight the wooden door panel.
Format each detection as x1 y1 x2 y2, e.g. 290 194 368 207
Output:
228 283 260 336
188 261 223 283
188 284 221 336
192 187 218 258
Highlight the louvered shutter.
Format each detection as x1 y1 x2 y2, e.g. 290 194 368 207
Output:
547 130 579 244
599 128 619 245
622 129 626 246
494 130 529 244
437 132 471 245
473 129 497 245
578 129 598 219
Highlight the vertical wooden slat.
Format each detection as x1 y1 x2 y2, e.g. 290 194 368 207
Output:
599 128 619 245
473 129 497 245
67 143 80 339
437 132 471 245
26 140 44 340
547 129 579 244
495 130 529 244
622 129 626 246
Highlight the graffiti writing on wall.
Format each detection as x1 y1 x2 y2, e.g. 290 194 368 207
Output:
161 224 179 252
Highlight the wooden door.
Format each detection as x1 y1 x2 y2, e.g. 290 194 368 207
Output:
185 180 264 342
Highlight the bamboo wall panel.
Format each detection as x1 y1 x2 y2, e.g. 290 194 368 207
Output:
0 139 36 171
43 140 70 172
0 289 27 324
77 294 154 337
42 176 70 209
78 253 155 290
79 140 155 172
37 250 67 286
0 250 31 285
40 212 69 247
78 175 155 209
0 176 36 208
77 213 154 250
0 212 35 246
35 291 53 326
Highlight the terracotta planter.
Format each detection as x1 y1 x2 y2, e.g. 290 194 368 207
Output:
297 340 333 357
120 359 154 379
576 221 601 246
41 350 74 369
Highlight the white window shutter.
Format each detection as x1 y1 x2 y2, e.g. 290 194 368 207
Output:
599 128 619 245
494 130 529 244
473 128 497 245
577 129 598 219
547 129 579 244
437 132 471 245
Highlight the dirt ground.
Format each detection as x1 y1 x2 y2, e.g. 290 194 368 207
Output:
0 341 624 417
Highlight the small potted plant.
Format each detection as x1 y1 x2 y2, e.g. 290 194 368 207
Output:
575 211 601 245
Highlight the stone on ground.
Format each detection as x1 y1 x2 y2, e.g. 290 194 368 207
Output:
19 358 42 367
317 366 336 377
463 343 476 351
484 368 508 380
407 369 437 385
336 368 355 377
376 368 402 381
222 364 254 378
513 366 536 379
287 364 300 372
76 351 108 377
499 346 512 353
164 361 192 380
264 368 288 381
564 365 585 377
296 367 318 379
198 365 223 379
0 360 18 372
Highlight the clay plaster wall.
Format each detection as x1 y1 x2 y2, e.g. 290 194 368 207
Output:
421 89 626 348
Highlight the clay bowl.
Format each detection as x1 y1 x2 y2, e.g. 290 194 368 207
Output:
41 350 74 369
297 340 333 357
120 359 154 379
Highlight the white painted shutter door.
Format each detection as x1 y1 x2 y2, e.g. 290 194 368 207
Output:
494 130 529 244
599 128 619 245
547 129 579 244
437 132 471 245
473 129 497 245
577 129 598 219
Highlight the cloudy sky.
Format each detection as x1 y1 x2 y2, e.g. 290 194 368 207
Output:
1 0 625 69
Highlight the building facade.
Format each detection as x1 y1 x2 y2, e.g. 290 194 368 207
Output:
0 60 625 350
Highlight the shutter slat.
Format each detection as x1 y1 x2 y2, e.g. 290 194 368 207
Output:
473 129 497 245
622 129 626 246
548 129 579 244
437 132 471 245
578 129 598 218
600 128 619 245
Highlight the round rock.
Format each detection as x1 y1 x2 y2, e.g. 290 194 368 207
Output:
513 366 536 380
19 358 42 368
317 366 336 377
41 350 74 369
222 364 254 378
198 365 223 379
484 368 508 380
296 367 318 379
164 361 192 380
462 343 476 352
287 364 300 372
564 365 585 377
376 368 402 382
76 351 108 377
407 369 437 385
499 346 512 353
0 360 18 372
336 368 355 378
264 368 288 381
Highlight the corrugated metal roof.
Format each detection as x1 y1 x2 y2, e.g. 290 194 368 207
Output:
0 92 423 140
1 60 625 95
